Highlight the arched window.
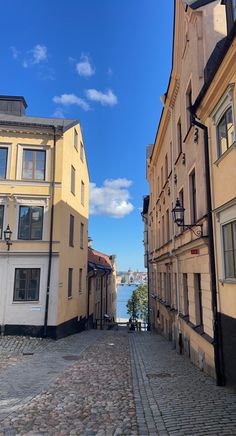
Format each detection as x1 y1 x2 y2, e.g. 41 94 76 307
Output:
217 107 234 156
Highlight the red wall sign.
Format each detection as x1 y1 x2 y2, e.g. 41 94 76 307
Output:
191 249 199 255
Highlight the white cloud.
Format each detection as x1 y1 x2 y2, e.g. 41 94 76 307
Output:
53 93 90 111
90 178 134 218
10 46 20 59
76 54 95 77
53 108 65 118
31 44 47 64
86 88 117 106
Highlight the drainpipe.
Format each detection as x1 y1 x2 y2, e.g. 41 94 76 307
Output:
190 111 225 386
170 106 180 339
43 126 57 338
141 211 150 331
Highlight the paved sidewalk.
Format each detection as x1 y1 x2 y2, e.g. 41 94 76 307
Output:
129 332 236 436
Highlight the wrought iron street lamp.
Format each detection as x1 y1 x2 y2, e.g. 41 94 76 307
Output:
4 225 12 250
172 198 203 237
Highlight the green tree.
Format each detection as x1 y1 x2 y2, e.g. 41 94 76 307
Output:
126 284 148 321
121 275 126 283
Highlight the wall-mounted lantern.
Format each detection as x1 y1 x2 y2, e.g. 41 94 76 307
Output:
172 198 203 237
4 225 12 251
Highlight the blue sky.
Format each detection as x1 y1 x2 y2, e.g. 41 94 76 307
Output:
1 0 174 271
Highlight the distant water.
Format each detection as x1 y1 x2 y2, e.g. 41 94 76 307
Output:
117 284 136 319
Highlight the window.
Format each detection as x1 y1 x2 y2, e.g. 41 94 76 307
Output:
69 214 74 247
177 118 182 155
74 129 78 150
194 273 203 326
80 222 84 249
80 142 84 161
0 148 8 179
0 205 4 239
186 83 192 131
165 154 168 181
81 181 85 206
162 215 165 245
217 107 234 157
71 166 75 195
18 206 43 240
189 170 197 223
183 273 189 316
79 268 83 293
68 268 73 298
161 167 163 188
157 176 160 196
166 209 170 242
22 149 46 180
225 0 236 33
223 220 236 279
14 268 40 301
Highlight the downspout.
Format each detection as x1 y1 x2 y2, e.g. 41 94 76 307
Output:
141 211 150 331
170 106 180 334
43 126 57 337
190 111 225 386
100 270 107 330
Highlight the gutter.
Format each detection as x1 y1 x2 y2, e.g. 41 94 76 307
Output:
43 126 58 337
190 110 225 386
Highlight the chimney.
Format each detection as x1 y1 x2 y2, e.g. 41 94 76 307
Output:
0 96 27 116
88 237 93 248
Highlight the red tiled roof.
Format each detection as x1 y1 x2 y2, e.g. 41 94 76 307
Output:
88 247 112 268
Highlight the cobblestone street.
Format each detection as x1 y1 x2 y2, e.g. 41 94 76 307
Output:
0 330 235 435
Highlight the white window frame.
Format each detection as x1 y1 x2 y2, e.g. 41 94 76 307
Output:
211 84 236 161
0 143 12 179
217 202 236 283
16 144 50 182
13 196 49 241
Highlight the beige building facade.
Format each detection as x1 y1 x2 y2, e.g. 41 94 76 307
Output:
147 0 229 381
192 3 236 387
0 95 89 338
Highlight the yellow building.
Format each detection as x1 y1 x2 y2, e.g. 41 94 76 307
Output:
192 4 236 387
0 95 89 338
146 0 228 382
87 243 117 328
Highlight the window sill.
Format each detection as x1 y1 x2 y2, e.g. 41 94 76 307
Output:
68 296 73 300
214 141 236 166
12 300 40 304
219 278 236 285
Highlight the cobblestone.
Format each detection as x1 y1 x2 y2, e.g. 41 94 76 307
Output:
0 331 137 435
0 330 236 435
129 332 236 435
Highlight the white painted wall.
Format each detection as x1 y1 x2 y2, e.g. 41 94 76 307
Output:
0 254 59 327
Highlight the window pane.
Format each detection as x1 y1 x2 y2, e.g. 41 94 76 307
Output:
27 269 40 301
71 166 75 194
225 251 235 278
31 207 43 239
35 151 46 180
0 205 4 239
19 207 30 239
68 269 73 298
80 223 84 248
0 148 8 178
80 142 84 161
226 108 234 148
233 221 236 248
223 223 233 250
14 269 32 301
22 150 33 179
